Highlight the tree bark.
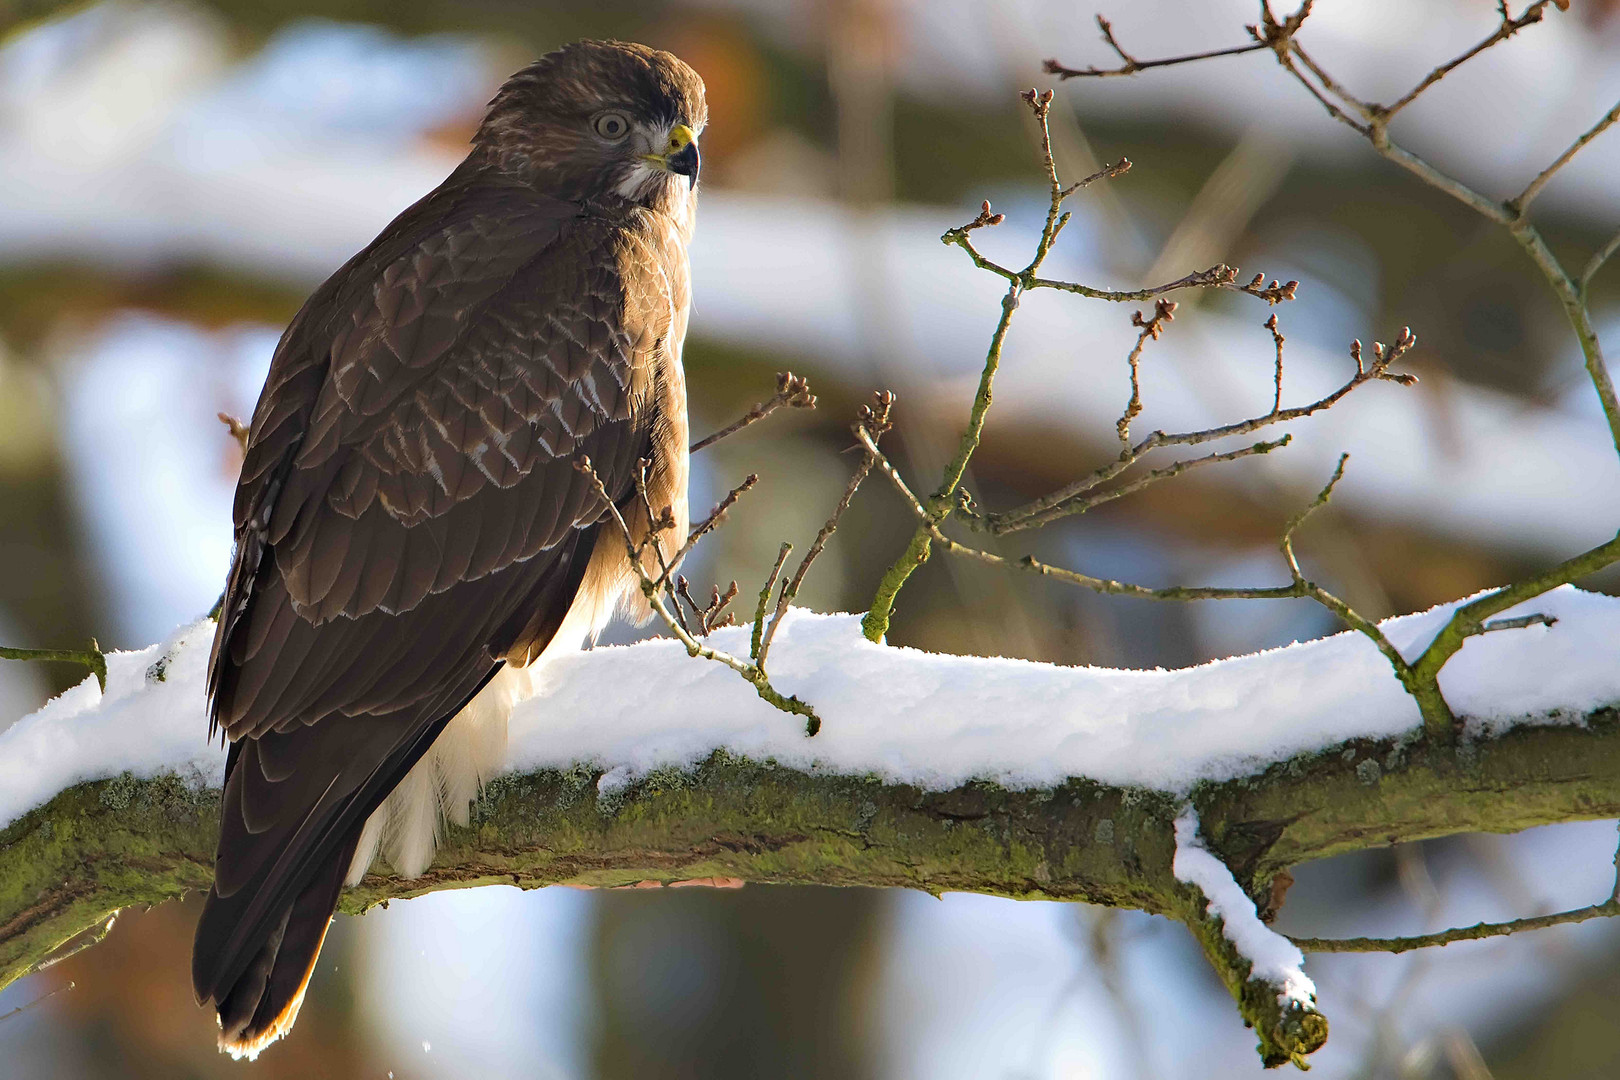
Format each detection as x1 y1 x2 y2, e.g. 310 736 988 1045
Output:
4 706 1618 1067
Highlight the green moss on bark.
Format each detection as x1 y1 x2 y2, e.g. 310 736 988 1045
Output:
5 707 1620 1068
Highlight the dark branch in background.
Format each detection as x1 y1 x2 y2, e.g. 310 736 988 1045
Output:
690 371 817 453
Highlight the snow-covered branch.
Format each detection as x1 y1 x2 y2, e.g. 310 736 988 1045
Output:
5 591 1620 1066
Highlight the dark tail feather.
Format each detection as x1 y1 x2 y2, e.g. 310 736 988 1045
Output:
198 837 356 1061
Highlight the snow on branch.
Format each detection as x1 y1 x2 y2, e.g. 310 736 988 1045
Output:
1175 808 1316 1009
1174 808 1324 1067
6 590 1620 1065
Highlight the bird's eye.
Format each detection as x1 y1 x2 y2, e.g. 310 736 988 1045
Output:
593 111 631 141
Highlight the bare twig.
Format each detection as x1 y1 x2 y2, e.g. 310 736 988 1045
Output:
573 455 821 735
1278 456 1423 696
1266 313 1285 414
1042 16 1269 80
0 642 107 692
676 576 739 636
760 392 894 666
216 411 250 454
1377 0 1561 120
751 542 792 665
1479 612 1556 634
1295 820 1620 954
657 474 759 590
861 89 1291 643
690 372 817 454
1579 224 1620 298
1003 436 1293 535
1117 299 1176 447
858 424 1295 603
1510 98 1620 213
991 327 1416 535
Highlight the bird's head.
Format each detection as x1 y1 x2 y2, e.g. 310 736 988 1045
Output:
473 40 707 221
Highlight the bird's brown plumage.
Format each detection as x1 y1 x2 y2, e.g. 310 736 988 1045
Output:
192 40 705 1058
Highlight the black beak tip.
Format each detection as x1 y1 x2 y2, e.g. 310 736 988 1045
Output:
669 141 700 182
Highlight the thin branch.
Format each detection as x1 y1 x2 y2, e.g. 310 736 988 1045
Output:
216 412 249 454
0 643 107 692
1478 612 1556 634
656 473 759 590
1580 224 1620 297
1041 15 1270 80
573 455 820 735
1504 217 1620 456
760 392 894 667
857 424 1299 603
1287 38 1377 127
1266 313 1285 415
675 576 739 636
751 542 792 664
1276 459 1419 702
1243 1 1620 455
1411 530 1620 688
1292 900 1619 954
633 457 678 585
1062 157 1136 197
1003 436 1293 535
690 372 817 454
1116 299 1175 448
1279 454 1347 582
991 328 1416 534
1379 0 1560 121
1511 98 1620 213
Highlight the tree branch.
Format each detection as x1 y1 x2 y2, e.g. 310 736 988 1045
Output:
8 705 1620 1064
1041 16 1271 80
0 643 107 692
690 371 817 454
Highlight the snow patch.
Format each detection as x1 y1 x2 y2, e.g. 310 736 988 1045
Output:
1173 807 1316 1007
4 588 1620 832
0 617 225 828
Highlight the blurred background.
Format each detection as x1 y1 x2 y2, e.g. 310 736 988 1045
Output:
3 0 1620 1076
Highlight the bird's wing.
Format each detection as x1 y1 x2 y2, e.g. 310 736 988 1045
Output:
194 184 682 1010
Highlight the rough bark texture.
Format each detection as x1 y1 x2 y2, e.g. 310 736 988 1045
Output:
4 706 1618 1066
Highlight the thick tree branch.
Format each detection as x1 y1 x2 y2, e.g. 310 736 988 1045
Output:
6 706 1620 1065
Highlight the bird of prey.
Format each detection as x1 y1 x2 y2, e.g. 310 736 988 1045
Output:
191 40 705 1058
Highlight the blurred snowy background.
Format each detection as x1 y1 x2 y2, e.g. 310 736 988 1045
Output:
2 0 1620 1076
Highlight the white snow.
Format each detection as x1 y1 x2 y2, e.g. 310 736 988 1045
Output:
4 585 1619 832
1173 807 1316 1006
0 617 225 827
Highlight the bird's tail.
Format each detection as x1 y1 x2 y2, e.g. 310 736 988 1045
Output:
195 836 356 1061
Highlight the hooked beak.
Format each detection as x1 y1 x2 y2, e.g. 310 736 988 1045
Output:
642 123 700 184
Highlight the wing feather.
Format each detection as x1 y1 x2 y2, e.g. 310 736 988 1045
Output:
196 183 686 1009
